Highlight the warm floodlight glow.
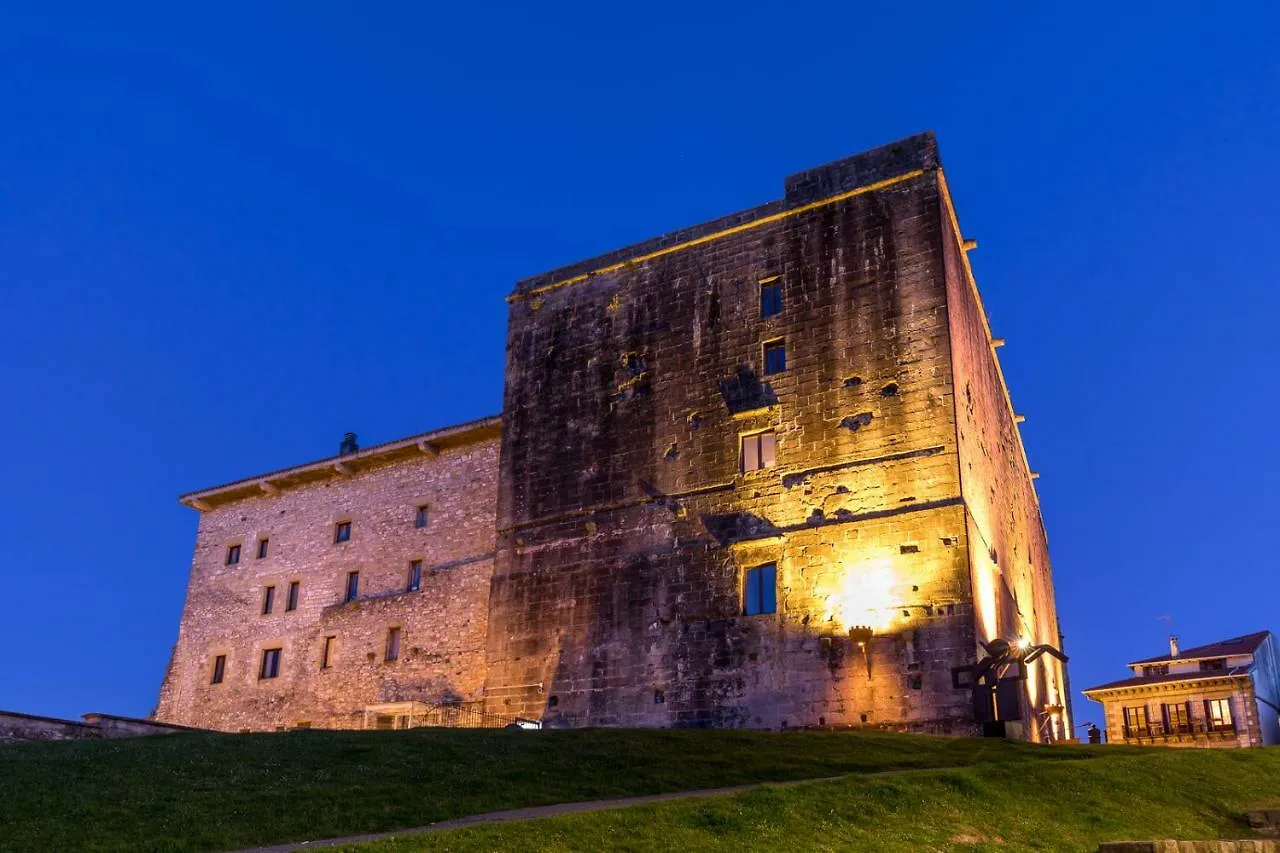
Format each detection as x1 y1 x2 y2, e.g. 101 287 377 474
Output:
1014 637 1031 652
827 559 897 633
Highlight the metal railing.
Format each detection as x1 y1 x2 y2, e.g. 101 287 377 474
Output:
1122 720 1236 740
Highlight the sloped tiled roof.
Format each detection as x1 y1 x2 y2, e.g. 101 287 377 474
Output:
1129 631 1271 666
1082 667 1250 695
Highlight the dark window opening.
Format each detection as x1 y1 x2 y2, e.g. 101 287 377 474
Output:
763 340 787 375
1199 657 1227 672
385 627 401 662
345 571 359 603
260 648 281 680
760 281 782 318
741 431 777 473
1142 664 1170 676
211 654 226 685
286 581 300 612
407 560 423 592
414 505 429 529
334 521 352 544
654 689 666 705
262 585 275 615
321 636 335 670
226 544 241 565
744 563 778 616
257 538 269 559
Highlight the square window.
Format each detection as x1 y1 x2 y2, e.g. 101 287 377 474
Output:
344 571 359 603
334 521 352 544
743 563 777 616
211 654 226 685
760 281 782 318
257 538 269 559
741 431 777 473
260 648 281 680
226 544 241 565
320 636 335 670
286 581 300 612
262 585 275 615
407 560 423 592
763 340 787 375
385 627 401 662
414 505 429 529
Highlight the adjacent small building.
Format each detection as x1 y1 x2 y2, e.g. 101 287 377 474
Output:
1083 632 1280 748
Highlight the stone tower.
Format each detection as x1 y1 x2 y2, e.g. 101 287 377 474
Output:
484 133 1070 738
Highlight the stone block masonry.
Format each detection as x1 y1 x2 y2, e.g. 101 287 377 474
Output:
156 133 1069 738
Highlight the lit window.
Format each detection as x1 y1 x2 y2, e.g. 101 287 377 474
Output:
741 431 777 473
385 627 401 662
211 654 226 685
1206 698 1233 731
763 340 786 375
286 581 300 612
226 545 241 565
334 521 352 544
321 636 335 669
744 563 777 616
345 571 359 603
415 505 429 529
760 280 782 318
257 538 269 559
407 560 422 592
262 585 275 615
1123 706 1149 737
1163 703 1190 733
260 648 281 680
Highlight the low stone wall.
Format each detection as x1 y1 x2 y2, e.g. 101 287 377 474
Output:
0 710 98 743
1100 841 1278 852
0 710 200 744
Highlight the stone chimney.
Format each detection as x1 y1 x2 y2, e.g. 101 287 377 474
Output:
339 432 359 457
1169 635 1180 658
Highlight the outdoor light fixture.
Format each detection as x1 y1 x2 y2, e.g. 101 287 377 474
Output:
848 626 875 680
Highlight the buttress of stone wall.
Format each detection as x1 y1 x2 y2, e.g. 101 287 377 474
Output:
156 438 499 731
938 174 1071 741
488 161 981 732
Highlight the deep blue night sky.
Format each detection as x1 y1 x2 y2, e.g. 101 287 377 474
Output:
2 2 1278 727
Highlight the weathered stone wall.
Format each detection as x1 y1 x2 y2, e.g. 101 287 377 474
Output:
939 176 1071 740
0 710 98 744
486 135 990 730
155 434 499 731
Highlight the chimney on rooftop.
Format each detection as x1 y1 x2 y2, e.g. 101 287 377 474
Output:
339 432 359 456
1169 635 1179 658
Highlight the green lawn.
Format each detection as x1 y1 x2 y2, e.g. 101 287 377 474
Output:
0 728 1093 852
334 748 1280 853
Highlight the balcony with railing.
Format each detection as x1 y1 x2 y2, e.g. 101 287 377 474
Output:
1121 719 1237 743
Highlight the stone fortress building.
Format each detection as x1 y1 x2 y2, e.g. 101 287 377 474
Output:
156 133 1072 740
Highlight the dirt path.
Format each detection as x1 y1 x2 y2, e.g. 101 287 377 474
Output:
230 773 849 853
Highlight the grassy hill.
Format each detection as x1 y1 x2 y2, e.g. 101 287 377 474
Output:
0 728 1274 852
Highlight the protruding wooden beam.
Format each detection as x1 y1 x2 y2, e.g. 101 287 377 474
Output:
417 440 438 457
1014 414 1026 424
259 479 279 495
1030 471 1040 480
962 238 978 251
991 338 1006 348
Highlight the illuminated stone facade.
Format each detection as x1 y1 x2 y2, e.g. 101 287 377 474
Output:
158 133 1070 739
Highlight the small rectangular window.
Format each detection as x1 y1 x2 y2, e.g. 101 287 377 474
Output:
743 563 777 616
260 648 281 680
262 585 276 615
211 654 226 685
334 521 352 544
407 560 422 592
385 627 401 662
286 581 300 612
760 280 782 317
763 340 787 375
741 431 777 473
345 571 359 603
320 636 335 669
257 538 269 559
414 505 429 529
1199 657 1227 672
226 544 241 565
